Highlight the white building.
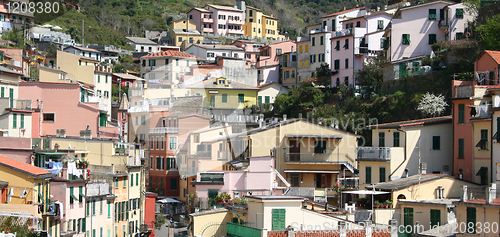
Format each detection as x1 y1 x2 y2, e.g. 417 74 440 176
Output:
64 46 103 62
185 44 245 63
93 65 113 119
320 7 367 32
257 82 288 104
126 37 160 53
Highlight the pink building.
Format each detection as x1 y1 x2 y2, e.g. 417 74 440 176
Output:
187 4 244 36
256 40 296 84
192 156 278 199
231 40 264 68
474 50 500 86
143 192 158 237
18 81 119 139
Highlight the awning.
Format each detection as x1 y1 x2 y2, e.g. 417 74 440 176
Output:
36 152 66 155
79 192 88 199
70 193 78 201
285 134 343 139
157 198 180 204
283 170 339 174
74 150 88 154
493 132 499 141
38 192 43 201
476 167 488 176
343 190 391 195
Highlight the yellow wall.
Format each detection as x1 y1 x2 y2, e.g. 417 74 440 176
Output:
244 8 263 38
398 202 448 230
38 67 66 83
170 19 197 30
192 210 232 237
262 16 278 39
455 204 499 237
358 161 391 189
172 33 204 48
191 88 259 109
0 165 46 204
56 51 96 85
473 120 491 184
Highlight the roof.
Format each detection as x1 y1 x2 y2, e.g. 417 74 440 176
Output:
398 0 455 11
188 77 259 90
188 44 244 51
366 115 452 129
172 29 201 35
64 46 101 53
112 73 144 81
189 208 228 217
263 14 278 20
140 50 202 59
247 195 305 200
366 174 450 191
480 50 500 64
0 180 8 188
0 155 54 179
161 112 211 119
189 7 211 13
125 37 157 45
321 7 366 18
257 82 286 88
206 4 243 12
0 65 23 76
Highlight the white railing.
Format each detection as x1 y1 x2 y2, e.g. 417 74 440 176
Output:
149 127 178 134
357 147 391 160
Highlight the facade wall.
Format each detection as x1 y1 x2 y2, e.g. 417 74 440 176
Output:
258 84 288 104
455 204 500 237
472 120 491 184
446 3 474 41
56 51 96 85
331 35 355 87
475 53 499 85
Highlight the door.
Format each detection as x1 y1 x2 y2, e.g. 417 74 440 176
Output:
403 207 414 237
430 209 441 228
210 95 215 107
316 174 322 188
271 209 285 231
289 140 300 161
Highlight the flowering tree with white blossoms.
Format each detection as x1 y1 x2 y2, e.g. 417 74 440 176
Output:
417 92 448 117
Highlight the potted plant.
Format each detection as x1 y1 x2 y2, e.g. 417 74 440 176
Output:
214 195 223 204
374 200 381 208
355 198 366 207
77 159 88 169
385 200 393 208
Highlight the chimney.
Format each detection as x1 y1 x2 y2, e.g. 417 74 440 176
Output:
283 114 287 121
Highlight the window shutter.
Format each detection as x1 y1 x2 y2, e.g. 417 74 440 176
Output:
458 138 464 158
379 167 386 182
466 207 476 233
258 96 262 104
433 136 441 150
430 209 441 227
458 104 465 123
366 167 372 184
429 9 437 20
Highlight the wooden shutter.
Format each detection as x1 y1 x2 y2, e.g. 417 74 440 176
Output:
458 104 465 123
458 138 464 158
430 209 440 227
366 167 372 184
379 167 386 182
466 207 476 233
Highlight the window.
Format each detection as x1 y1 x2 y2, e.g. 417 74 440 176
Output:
222 94 227 103
458 138 464 159
490 71 496 85
458 104 464 123
456 32 464 40
305 45 309 52
429 34 437 44
189 37 193 43
379 167 386 182
299 45 303 53
432 136 441 150
141 115 146 125
344 39 349 49
393 132 400 147
365 167 372 184
123 177 127 187
12 114 16 128
334 60 340 70
245 53 250 59
379 132 385 147
476 129 488 150
345 58 349 69
276 48 282 55
456 8 464 19
305 60 309 68
430 209 441 228
335 40 340 51
356 21 360 27
466 207 476 233
298 61 302 69
98 75 101 83
402 34 411 45
238 94 244 103
115 178 118 188
258 96 262 104
169 136 177 150
377 20 384 30
271 209 286 231
43 113 55 122
265 96 270 103
314 140 326 154
176 59 179 66
148 59 156 67
136 173 139 186
170 178 177 190
429 9 437 20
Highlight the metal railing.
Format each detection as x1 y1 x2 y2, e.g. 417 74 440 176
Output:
149 127 179 134
0 98 32 110
140 224 153 233
285 152 346 163
338 177 359 189
357 147 391 160
438 18 449 28
286 187 315 197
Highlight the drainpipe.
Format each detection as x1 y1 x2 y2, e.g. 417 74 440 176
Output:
389 128 407 180
491 116 494 185
39 100 43 137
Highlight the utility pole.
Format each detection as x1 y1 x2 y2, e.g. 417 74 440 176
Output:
82 20 84 46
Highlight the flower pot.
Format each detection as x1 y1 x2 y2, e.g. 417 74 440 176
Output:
374 204 380 208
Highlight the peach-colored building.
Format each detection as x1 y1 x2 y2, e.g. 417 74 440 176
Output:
256 40 296 84
231 40 264 68
18 81 119 139
474 50 500 86
187 4 244 36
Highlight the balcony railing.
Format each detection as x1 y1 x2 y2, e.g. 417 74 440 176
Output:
202 28 214 33
285 152 346 163
286 187 315 197
0 98 32 110
228 19 244 25
455 85 473 98
149 127 179 134
438 18 449 29
195 151 212 158
338 177 359 189
471 105 491 118
228 29 244 34
202 18 214 23
140 224 154 233
357 147 391 160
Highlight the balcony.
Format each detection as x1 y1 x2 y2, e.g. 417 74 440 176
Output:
257 74 264 82
438 18 449 29
0 98 32 110
228 29 244 35
333 29 352 38
454 85 473 98
149 127 178 134
115 147 129 156
338 177 359 189
203 28 214 33
140 224 154 233
356 147 392 161
228 19 244 25
471 105 491 118
128 156 141 166
284 152 346 163
202 18 214 23
195 151 212 159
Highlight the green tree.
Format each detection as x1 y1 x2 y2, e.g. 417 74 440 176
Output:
354 58 383 88
155 214 166 230
1 29 26 48
272 83 324 117
315 63 331 87
478 14 500 51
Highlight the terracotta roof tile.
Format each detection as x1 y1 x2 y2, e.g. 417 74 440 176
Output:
0 155 52 178
484 50 500 64
140 50 202 59
321 7 366 18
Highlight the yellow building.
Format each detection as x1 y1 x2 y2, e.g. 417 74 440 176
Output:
55 50 99 85
169 18 204 50
38 66 68 83
243 6 279 39
188 77 259 110
471 118 491 185
0 155 58 235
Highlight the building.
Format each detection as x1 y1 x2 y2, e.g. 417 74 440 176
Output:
451 80 490 182
359 116 453 189
87 45 122 64
320 7 366 32
474 50 500 86
139 50 202 84
112 73 145 88
54 50 99 85
185 44 245 63
257 82 289 105
148 112 210 198
0 66 32 138
231 40 264 68
167 19 204 50
0 48 30 77
382 1 473 63
187 4 244 36
63 46 103 62
126 37 159 53
94 65 113 119
256 40 296 84
142 192 157 237
85 181 114 237
241 6 279 39
278 52 297 88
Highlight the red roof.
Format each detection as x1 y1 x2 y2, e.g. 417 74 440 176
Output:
483 50 500 64
140 50 202 59
0 155 51 177
321 7 366 18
